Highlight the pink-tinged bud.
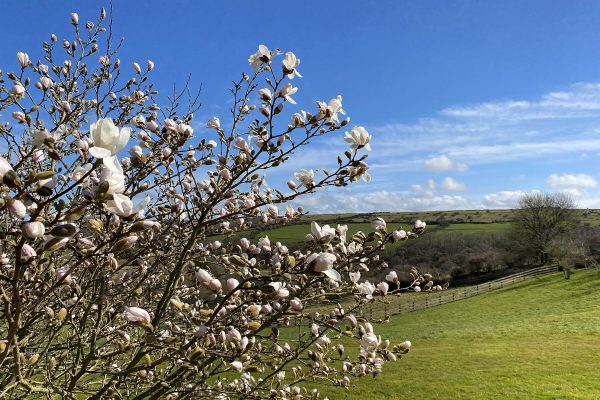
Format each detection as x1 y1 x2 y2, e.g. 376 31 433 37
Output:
206 140 218 149
239 336 249 352
261 304 272 314
12 82 25 96
311 323 320 336
346 314 357 328
61 101 72 113
0 157 14 181
71 13 79 25
20 243 37 259
124 306 151 325
8 199 27 219
398 340 412 351
290 298 303 311
195 269 212 285
17 52 29 68
147 60 154 71
32 150 45 163
377 282 389 296
39 77 53 90
230 361 243 372
206 117 221 130
239 238 250 250
12 111 26 122
22 221 45 239
226 278 240 293
371 217 387 231
145 120 159 132
132 62 141 74
219 168 232 181
287 180 297 191
386 352 397 361
413 286 422 292
208 278 222 292
56 267 72 284
210 241 221 251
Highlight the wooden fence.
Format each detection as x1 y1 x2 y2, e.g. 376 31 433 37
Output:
358 264 560 321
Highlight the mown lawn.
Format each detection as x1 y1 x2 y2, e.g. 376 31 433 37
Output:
318 269 600 399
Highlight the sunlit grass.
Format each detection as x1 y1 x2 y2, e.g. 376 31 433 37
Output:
317 269 600 399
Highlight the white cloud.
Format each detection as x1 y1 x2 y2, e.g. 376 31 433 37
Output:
423 155 468 172
546 173 597 190
291 188 473 213
482 190 540 209
440 177 466 192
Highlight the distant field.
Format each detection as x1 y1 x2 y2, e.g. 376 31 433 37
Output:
250 209 600 245
315 269 600 399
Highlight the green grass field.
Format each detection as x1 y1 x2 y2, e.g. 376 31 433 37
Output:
318 269 600 399
246 209 600 246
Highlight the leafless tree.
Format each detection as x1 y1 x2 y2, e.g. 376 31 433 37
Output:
514 192 577 264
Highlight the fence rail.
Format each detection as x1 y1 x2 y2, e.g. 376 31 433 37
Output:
358 264 560 321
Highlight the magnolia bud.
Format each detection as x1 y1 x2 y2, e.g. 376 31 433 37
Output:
132 62 141 74
17 52 29 68
8 199 27 219
20 243 37 260
22 221 45 239
147 60 154 71
71 13 79 25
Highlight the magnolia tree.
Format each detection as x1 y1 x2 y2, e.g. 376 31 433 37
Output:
0 9 435 399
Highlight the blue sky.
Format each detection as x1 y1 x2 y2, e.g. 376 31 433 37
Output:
2 1 600 212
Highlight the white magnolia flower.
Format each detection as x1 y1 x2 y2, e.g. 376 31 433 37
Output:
310 221 336 241
294 169 315 187
207 117 221 130
398 340 412 351
20 243 37 259
414 220 427 230
12 111 25 123
98 167 125 195
279 83 298 104
392 230 407 241
349 272 361 284
377 282 389 296
385 271 398 282
344 126 372 151
328 95 345 122
17 52 29 67
370 217 386 231
360 332 380 352
268 282 290 298
0 157 13 181
124 306 151 324
248 44 272 71
258 88 272 102
105 194 150 217
12 82 25 96
233 137 251 153
306 252 340 281
22 221 45 239
282 52 302 79
89 118 130 159
357 281 376 298
290 111 306 127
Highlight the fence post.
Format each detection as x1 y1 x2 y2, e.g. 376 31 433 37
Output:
438 293 442 305
452 292 455 302
384 304 388 319
412 301 415 312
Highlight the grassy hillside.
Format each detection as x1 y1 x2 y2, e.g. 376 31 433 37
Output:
319 269 600 399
